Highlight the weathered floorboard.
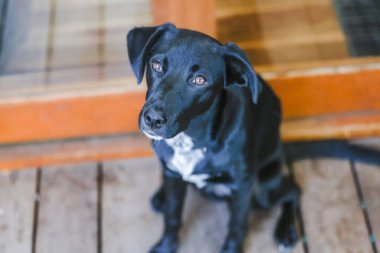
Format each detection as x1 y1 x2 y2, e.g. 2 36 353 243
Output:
0 134 152 170
102 157 162 253
181 189 304 253
179 188 227 253
293 159 373 253
0 169 36 253
35 163 98 253
102 157 304 253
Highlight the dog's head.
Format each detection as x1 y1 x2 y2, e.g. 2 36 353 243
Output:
127 23 261 140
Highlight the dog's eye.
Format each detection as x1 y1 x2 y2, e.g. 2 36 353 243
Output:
151 60 163 72
192 75 207 86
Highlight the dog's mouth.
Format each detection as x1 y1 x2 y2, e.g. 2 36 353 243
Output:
142 130 164 140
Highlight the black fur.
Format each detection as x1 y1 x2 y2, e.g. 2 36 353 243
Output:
127 23 301 253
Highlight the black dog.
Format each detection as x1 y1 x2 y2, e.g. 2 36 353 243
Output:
127 23 301 253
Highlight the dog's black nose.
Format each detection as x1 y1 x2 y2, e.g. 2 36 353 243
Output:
144 109 167 129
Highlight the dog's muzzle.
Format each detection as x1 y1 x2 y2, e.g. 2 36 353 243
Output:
140 108 167 140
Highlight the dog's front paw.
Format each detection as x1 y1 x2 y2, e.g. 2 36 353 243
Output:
274 220 298 252
220 240 243 253
149 237 178 253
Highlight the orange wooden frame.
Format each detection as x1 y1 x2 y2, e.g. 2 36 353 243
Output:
1 68 380 145
1 0 380 170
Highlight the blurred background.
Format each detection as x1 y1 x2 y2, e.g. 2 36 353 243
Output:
0 0 379 253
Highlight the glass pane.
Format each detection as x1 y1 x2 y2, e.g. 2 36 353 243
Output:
0 0 152 99
1 0 379 100
217 0 380 69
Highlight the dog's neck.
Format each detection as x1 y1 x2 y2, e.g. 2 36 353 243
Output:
183 90 227 146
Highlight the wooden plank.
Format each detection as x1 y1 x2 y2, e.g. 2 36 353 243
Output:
35 163 98 253
270 68 380 118
3 111 380 170
1 66 380 144
293 158 373 253
246 208 304 253
258 56 380 75
180 188 228 253
0 134 152 170
102 157 304 252
281 111 380 141
355 162 380 250
0 169 36 253
0 91 144 144
102 158 162 253
151 0 216 37
182 190 304 253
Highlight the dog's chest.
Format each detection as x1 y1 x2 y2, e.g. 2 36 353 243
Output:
164 133 209 188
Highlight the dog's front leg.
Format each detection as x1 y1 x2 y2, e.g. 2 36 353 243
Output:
149 173 187 253
221 182 254 253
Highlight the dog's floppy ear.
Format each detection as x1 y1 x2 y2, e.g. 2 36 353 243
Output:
127 23 176 84
223 42 262 104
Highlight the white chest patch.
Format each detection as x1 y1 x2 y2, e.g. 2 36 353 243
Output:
165 132 209 188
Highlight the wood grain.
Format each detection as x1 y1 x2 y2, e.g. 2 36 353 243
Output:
0 134 152 170
1 67 380 144
355 162 380 251
102 157 304 253
35 163 98 253
270 69 380 118
0 91 144 144
102 158 162 253
181 188 303 253
281 111 380 141
0 169 36 253
293 159 373 253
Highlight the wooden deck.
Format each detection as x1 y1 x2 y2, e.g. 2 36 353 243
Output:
0 1 379 250
0 139 379 253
